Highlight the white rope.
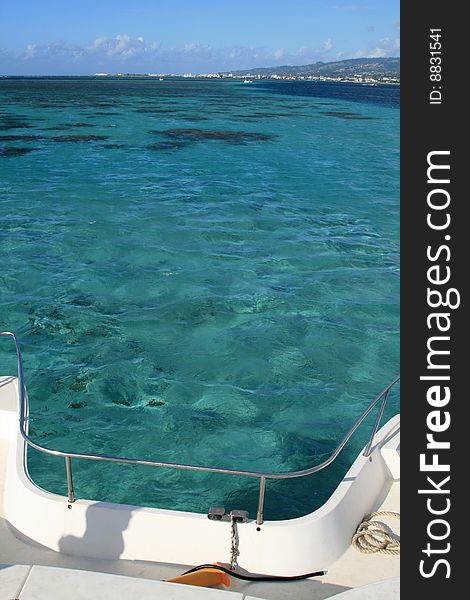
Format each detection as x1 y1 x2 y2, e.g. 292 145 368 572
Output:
352 511 400 555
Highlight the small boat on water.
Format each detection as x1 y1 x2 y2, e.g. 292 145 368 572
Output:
243 79 253 84
0 331 400 599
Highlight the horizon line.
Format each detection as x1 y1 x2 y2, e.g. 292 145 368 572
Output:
0 56 400 79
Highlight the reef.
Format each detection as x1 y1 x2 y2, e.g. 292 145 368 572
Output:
51 135 109 142
159 127 276 144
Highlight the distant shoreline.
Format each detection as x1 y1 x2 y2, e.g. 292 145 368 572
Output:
0 74 400 86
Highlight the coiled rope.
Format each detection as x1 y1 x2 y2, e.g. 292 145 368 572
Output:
352 511 400 555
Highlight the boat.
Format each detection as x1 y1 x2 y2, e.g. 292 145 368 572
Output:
243 79 253 84
0 330 400 598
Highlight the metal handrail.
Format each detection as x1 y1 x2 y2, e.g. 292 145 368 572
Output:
1 331 400 524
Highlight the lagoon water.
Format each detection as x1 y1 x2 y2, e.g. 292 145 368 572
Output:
0 77 399 519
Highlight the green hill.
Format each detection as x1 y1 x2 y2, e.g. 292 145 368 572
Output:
224 57 400 79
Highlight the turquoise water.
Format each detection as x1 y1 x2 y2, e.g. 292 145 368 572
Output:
0 78 399 519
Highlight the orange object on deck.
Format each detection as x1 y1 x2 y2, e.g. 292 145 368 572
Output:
167 566 231 588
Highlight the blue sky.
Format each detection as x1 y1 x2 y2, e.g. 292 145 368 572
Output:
0 1 399 75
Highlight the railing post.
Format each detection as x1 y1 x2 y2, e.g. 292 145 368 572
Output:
65 456 76 503
363 389 390 457
256 476 266 525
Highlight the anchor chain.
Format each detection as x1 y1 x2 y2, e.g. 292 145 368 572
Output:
229 515 240 569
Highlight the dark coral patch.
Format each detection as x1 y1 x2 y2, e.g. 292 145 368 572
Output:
176 114 209 121
112 397 133 406
146 399 166 407
0 135 42 141
0 146 36 157
234 111 302 120
100 143 127 149
0 121 34 130
160 128 276 144
37 104 70 108
46 123 92 130
135 108 181 114
322 111 373 120
68 401 87 409
64 122 91 128
51 135 109 142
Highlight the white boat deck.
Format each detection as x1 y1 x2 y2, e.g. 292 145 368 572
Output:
0 479 399 599
0 564 398 600
1 564 254 600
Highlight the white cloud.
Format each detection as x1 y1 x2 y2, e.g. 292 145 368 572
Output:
24 44 37 59
90 37 107 50
19 42 86 62
87 34 147 60
368 47 387 58
369 37 400 57
220 45 275 67
182 42 213 56
352 37 400 59
2 33 399 75
111 34 132 56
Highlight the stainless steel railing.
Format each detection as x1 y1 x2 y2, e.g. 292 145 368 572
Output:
0 331 400 524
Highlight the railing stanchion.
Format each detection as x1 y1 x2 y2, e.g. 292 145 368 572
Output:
65 456 75 503
256 476 266 525
363 389 390 457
